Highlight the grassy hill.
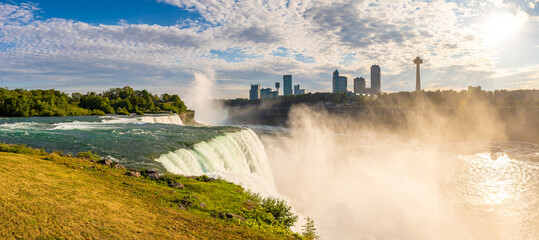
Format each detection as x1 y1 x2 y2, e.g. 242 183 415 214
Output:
0 144 301 239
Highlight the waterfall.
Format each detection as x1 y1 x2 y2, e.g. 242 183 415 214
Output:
156 128 277 195
139 114 183 125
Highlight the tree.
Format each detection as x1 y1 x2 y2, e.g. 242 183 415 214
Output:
301 217 320 240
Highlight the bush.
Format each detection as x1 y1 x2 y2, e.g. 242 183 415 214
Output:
0 143 43 155
260 197 298 228
76 151 100 161
116 107 130 115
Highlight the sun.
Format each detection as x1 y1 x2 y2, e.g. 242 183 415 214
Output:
479 12 526 45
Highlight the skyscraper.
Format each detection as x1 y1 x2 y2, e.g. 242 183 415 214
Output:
249 84 260 100
260 88 278 99
332 70 339 93
371 65 381 94
283 75 293 96
332 70 347 93
354 77 366 94
294 84 305 95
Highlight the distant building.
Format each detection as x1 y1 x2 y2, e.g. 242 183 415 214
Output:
354 77 366 94
332 70 339 93
332 70 347 93
371 65 381 94
468 86 482 93
283 75 293 96
294 84 305 95
260 88 278 99
249 84 260 100
337 76 347 93
275 82 280 95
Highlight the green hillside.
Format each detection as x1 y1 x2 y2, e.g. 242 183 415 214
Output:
0 144 301 239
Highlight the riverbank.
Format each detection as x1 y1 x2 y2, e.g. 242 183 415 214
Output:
0 144 300 239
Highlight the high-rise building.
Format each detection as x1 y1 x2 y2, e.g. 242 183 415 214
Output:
332 70 339 93
354 77 366 94
249 84 260 100
283 75 293 96
332 70 347 93
371 65 381 94
275 82 280 95
337 76 347 93
294 84 305 95
260 88 278 99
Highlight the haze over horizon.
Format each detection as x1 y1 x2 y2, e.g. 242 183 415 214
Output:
1 0 538 98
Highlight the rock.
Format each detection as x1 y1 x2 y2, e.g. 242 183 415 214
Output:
98 158 112 166
218 212 245 221
244 199 256 210
168 182 184 189
148 172 160 180
178 204 187 210
180 198 194 208
199 202 206 208
126 171 141 177
113 163 126 169
147 168 159 174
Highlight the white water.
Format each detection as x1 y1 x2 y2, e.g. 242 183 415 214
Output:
49 114 183 130
156 128 277 195
138 115 183 125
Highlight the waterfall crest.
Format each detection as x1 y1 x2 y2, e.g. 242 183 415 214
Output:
156 128 276 195
139 114 183 125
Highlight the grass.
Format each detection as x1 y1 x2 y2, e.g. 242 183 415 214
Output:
0 143 301 239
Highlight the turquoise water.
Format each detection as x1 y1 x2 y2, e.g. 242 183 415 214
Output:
0 115 240 170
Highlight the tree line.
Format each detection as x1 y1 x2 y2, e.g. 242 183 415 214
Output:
222 89 539 109
0 86 188 117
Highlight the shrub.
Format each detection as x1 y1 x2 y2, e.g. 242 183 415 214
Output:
260 196 298 228
76 151 100 161
0 143 42 155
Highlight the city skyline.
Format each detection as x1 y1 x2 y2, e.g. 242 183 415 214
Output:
0 1 538 99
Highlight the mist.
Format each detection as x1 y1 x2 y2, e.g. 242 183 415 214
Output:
183 70 228 125
258 100 536 239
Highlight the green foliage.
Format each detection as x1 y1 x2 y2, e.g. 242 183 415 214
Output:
301 217 320 240
260 196 298 228
0 86 190 117
75 151 100 161
0 143 46 155
79 94 115 114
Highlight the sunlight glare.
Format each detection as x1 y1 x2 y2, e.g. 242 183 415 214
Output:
480 12 526 45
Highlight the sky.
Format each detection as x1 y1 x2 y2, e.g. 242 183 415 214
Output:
0 0 538 98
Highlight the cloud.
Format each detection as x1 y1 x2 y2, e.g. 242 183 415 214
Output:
0 1 536 97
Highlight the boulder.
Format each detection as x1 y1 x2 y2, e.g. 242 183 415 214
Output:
168 182 184 189
98 158 112 166
178 204 188 210
126 171 141 177
199 202 206 208
113 163 126 169
148 172 160 180
147 168 159 174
